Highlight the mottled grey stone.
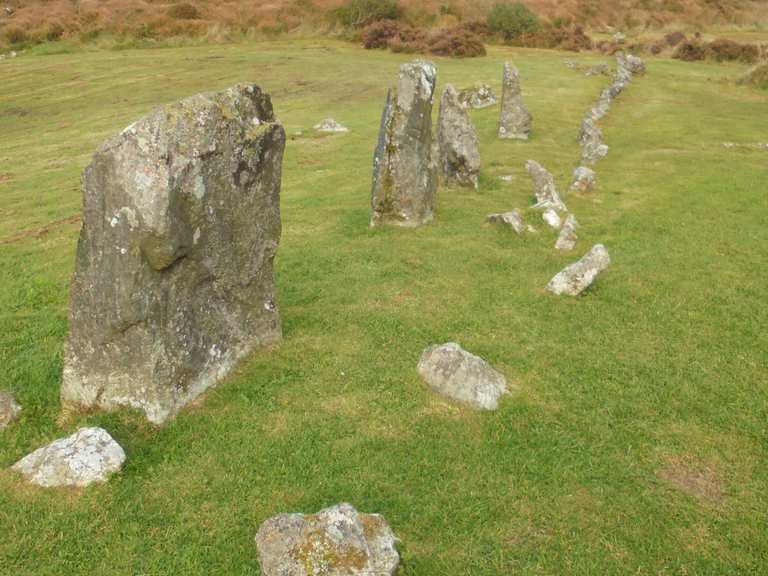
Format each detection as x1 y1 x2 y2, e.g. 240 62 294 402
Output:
570 166 596 193
486 209 525 234
458 82 497 109
255 503 399 576
526 160 567 211
542 208 562 229
546 244 611 296
579 118 609 165
314 118 349 133
0 391 21 429
371 61 438 227
585 63 611 77
618 52 646 75
417 343 507 410
555 214 579 252
437 85 480 189
498 63 532 140
61 85 284 424
12 427 125 488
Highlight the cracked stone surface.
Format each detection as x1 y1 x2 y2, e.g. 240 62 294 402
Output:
255 503 399 576
437 84 480 189
12 427 126 488
546 244 611 296
61 84 284 424
498 63 532 140
0 391 21 430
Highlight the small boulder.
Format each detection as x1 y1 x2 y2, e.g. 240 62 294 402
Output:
570 166 596 193
526 160 567 211
437 85 481 189
486 209 525 234
555 214 579 252
618 52 646 75
314 118 349 133
0 391 21 429
579 118 609 165
255 503 399 576
417 343 507 410
546 244 611 296
458 83 497 109
498 62 532 140
542 208 562 229
12 427 126 488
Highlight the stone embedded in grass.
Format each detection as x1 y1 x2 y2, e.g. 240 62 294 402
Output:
0 391 21 430
570 166 596 193
255 503 399 576
371 60 438 227
543 208 562 229
585 63 611 76
618 52 646 76
579 118 609 165
526 160 567 211
498 62 532 140
61 84 284 424
486 209 525 234
555 214 579 252
437 84 481 189
546 244 611 296
313 118 349 133
417 343 508 411
458 82 497 109
12 427 125 488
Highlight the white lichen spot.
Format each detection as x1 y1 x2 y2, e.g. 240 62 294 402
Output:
193 227 201 245
110 216 119 228
120 248 127 255
193 174 206 200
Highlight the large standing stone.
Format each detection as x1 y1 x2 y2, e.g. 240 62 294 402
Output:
546 244 611 296
526 160 567 211
498 63 532 140
0 391 21 429
61 85 285 424
255 503 399 576
555 214 579 252
437 85 481 189
12 427 126 488
370 60 438 227
417 343 507 410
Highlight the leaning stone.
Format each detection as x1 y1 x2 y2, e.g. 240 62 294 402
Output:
579 118 609 165
314 118 349 133
61 85 284 424
255 503 399 576
458 82 497 109
546 244 611 296
555 214 579 251
12 427 126 488
437 85 481 189
498 62 532 140
570 166 596 193
543 208 562 229
486 209 525 234
417 342 507 410
526 160 567 211
371 60 438 227
0 391 21 429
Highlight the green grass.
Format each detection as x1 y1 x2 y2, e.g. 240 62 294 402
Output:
1 38 767 574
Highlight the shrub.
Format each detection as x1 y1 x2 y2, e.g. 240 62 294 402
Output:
673 41 706 61
664 31 686 46
167 3 202 21
427 26 486 57
739 63 768 90
4 26 28 45
707 38 759 63
45 21 66 42
362 20 408 49
487 2 539 41
334 0 401 29
514 26 591 52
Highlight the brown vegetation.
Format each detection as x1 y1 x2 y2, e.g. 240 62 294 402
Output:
363 21 485 57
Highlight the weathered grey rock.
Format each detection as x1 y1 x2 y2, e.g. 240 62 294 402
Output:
542 208 562 229
0 391 21 429
555 214 579 252
255 503 399 576
371 61 438 227
498 63 532 140
314 118 349 133
486 209 525 234
526 160 567 211
437 85 480 189
546 244 610 296
12 427 125 488
585 63 611 77
579 118 609 165
61 85 284 424
618 52 646 75
417 343 507 410
570 166 596 193
589 92 612 120
458 82 497 109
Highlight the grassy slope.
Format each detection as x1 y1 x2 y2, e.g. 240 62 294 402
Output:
0 39 767 575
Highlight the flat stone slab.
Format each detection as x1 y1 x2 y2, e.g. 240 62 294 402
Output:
417 343 507 410
255 503 399 576
546 244 611 296
12 427 126 488
0 391 21 429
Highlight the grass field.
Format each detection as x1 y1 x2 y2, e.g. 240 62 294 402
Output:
1 38 767 574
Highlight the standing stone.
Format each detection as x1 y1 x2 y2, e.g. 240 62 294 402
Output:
570 166 596 193
579 118 609 165
546 244 611 296
498 63 532 140
12 427 126 488
370 61 438 227
458 82 497 109
526 160 567 211
555 214 579 251
437 85 481 189
417 343 508 410
486 209 525 234
0 391 21 429
61 85 284 424
255 503 399 576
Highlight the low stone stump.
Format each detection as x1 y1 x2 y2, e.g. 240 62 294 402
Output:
555 214 579 252
546 244 611 296
0 391 21 429
486 210 525 235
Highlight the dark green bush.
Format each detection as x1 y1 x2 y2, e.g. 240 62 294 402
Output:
334 0 401 29
487 2 539 41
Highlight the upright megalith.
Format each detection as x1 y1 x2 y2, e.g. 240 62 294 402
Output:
371 60 438 227
437 84 480 189
61 85 285 424
498 62 532 140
